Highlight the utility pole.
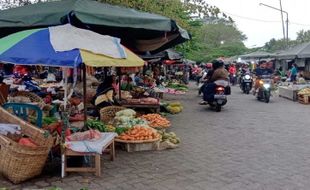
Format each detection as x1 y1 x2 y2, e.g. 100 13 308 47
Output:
259 3 289 48
279 0 286 41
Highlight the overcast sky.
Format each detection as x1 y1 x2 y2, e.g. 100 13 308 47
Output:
206 0 310 48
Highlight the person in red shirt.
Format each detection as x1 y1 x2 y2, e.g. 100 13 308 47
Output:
228 64 237 85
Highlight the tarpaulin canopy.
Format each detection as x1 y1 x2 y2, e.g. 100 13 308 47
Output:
0 0 190 54
240 51 275 59
276 42 310 60
140 49 183 60
0 24 144 67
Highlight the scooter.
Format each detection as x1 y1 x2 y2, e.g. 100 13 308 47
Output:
229 74 237 86
256 76 272 103
209 85 228 112
240 73 253 94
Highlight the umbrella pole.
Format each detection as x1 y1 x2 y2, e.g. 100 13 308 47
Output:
83 63 87 122
118 68 122 101
61 67 68 178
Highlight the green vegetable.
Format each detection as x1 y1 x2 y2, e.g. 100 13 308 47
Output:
86 119 106 132
43 117 58 125
115 127 129 135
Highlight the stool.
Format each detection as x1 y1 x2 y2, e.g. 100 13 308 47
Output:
64 140 115 177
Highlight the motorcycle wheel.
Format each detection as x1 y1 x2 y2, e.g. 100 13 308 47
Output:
216 105 222 112
246 90 250 94
264 91 270 103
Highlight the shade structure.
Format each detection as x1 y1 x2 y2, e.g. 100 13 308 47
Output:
276 42 310 60
0 25 144 68
0 0 190 54
240 51 275 59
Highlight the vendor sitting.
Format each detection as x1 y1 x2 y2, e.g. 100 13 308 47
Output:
92 76 115 116
134 72 144 86
121 75 134 91
13 65 30 84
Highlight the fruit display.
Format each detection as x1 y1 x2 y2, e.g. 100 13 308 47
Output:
140 114 171 128
117 126 160 141
165 101 183 114
86 119 106 132
158 131 180 144
298 88 310 95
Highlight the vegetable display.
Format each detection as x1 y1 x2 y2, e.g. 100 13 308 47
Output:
140 114 170 128
42 117 58 125
166 83 188 92
117 126 160 141
158 131 180 144
298 88 310 95
86 119 106 132
114 109 148 128
165 101 183 114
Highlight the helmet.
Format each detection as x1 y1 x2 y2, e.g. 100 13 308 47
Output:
206 63 212 68
212 60 224 70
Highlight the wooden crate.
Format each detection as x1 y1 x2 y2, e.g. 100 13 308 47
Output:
298 94 310 105
117 141 160 152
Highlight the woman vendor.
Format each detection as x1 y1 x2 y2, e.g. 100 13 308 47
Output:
121 75 134 91
92 76 116 116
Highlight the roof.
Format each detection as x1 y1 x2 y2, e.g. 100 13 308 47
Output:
276 42 310 60
240 51 275 59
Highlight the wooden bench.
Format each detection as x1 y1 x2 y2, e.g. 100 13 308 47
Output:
64 139 115 177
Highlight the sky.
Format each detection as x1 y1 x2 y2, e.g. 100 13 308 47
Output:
206 0 310 48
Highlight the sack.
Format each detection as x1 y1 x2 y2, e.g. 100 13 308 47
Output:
225 86 231 95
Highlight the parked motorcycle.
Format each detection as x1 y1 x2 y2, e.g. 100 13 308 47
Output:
256 75 272 103
240 73 253 94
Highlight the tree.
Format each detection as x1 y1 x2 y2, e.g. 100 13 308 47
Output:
0 0 48 10
296 30 310 43
263 38 297 52
192 22 247 62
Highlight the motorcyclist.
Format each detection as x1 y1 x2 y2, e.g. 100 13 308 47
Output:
228 64 237 85
200 60 229 104
198 63 212 96
253 60 273 95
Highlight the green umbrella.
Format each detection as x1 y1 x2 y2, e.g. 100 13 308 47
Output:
0 0 190 53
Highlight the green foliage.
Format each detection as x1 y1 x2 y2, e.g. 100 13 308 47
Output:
296 29 310 43
185 21 247 62
0 0 50 9
263 38 297 52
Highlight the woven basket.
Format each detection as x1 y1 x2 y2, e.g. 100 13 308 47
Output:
100 106 125 123
10 91 53 113
0 107 53 183
10 91 44 107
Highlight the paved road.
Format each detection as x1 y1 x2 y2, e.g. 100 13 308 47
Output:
2 84 310 190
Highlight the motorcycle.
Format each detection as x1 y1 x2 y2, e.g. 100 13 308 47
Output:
240 73 253 94
229 74 237 86
256 75 272 103
204 80 229 112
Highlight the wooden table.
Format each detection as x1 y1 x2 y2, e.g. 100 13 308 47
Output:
64 140 115 177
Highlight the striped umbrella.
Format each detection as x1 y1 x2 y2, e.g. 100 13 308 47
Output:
0 24 144 68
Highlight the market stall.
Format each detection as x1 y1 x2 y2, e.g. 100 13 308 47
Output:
0 24 146 182
278 83 310 101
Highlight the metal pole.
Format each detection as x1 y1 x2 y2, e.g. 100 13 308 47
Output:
286 12 289 46
83 63 87 122
259 3 289 47
279 0 286 41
